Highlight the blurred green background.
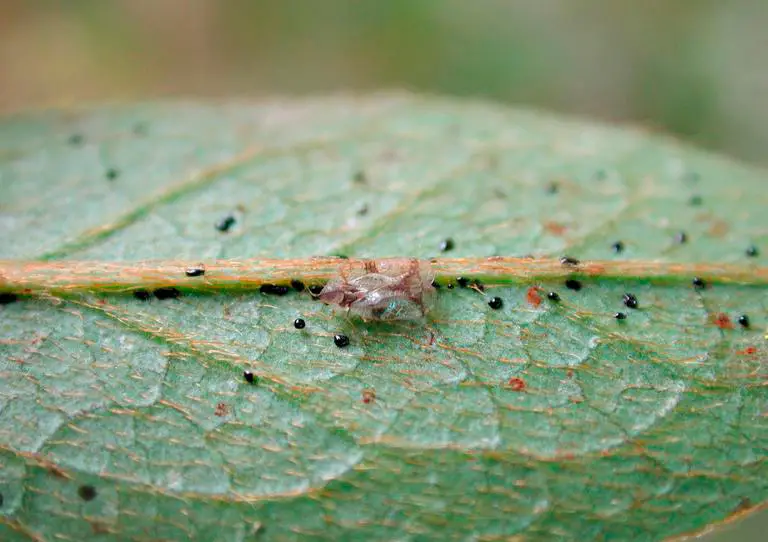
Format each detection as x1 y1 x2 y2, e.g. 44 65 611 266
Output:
1 0 767 165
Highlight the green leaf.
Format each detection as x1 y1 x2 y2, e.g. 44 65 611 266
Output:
0 94 765 541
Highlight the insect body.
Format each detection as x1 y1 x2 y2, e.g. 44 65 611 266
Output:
318 258 435 321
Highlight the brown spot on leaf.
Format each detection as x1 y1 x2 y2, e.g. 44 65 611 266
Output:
507 377 526 391
214 402 229 417
711 312 734 330
707 218 730 237
737 346 757 356
362 388 376 404
543 221 567 236
526 286 542 308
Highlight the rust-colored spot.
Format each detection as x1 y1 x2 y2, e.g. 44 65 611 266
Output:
711 312 734 330
737 346 758 356
362 388 376 404
707 219 730 238
526 286 542 308
543 221 567 236
214 402 229 417
507 377 526 391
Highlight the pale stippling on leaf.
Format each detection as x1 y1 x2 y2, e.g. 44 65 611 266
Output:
0 94 766 541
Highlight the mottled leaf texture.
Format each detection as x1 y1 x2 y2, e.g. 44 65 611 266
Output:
0 94 766 541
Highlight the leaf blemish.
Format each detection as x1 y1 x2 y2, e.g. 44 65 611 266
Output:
68 133 84 146
334 334 350 348
615 312 627 320
0 292 19 305
132 289 151 301
214 402 229 417
711 312 733 329
507 377 526 391
547 291 560 302
737 314 750 328
243 371 256 384
488 296 503 309
675 231 688 244
560 256 580 266
565 279 582 291
77 484 97 501
526 286 542 307
362 388 376 404
260 284 289 296
623 293 639 309
439 238 455 252
293 318 306 329
105 168 119 181
611 241 625 253
746 245 759 257
215 214 236 233
185 264 205 277
153 287 180 300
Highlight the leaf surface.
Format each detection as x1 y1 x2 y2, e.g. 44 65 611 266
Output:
0 94 766 541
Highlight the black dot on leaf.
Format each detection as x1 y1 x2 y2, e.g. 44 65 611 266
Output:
737 315 750 328
334 334 350 348
430 280 440 289
545 181 559 194
623 293 639 309
215 215 236 233
243 371 255 384
560 256 580 266
260 284 289 296
565 279 582 291
185 265 205 277
105 168 119 181
78 485 97 501
293 318 306 329
457 277 470 288
692 277 706 289
153 287 180 300
675 231 688 244
547 291 560 302
746 245 759 258
488 296 503 309
132 289 151 301
0 293 19 305
308 285 324 295
446 283 455 289
439 238 455 252
290 280 305 292
614 312 627 320
611 241 625 254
